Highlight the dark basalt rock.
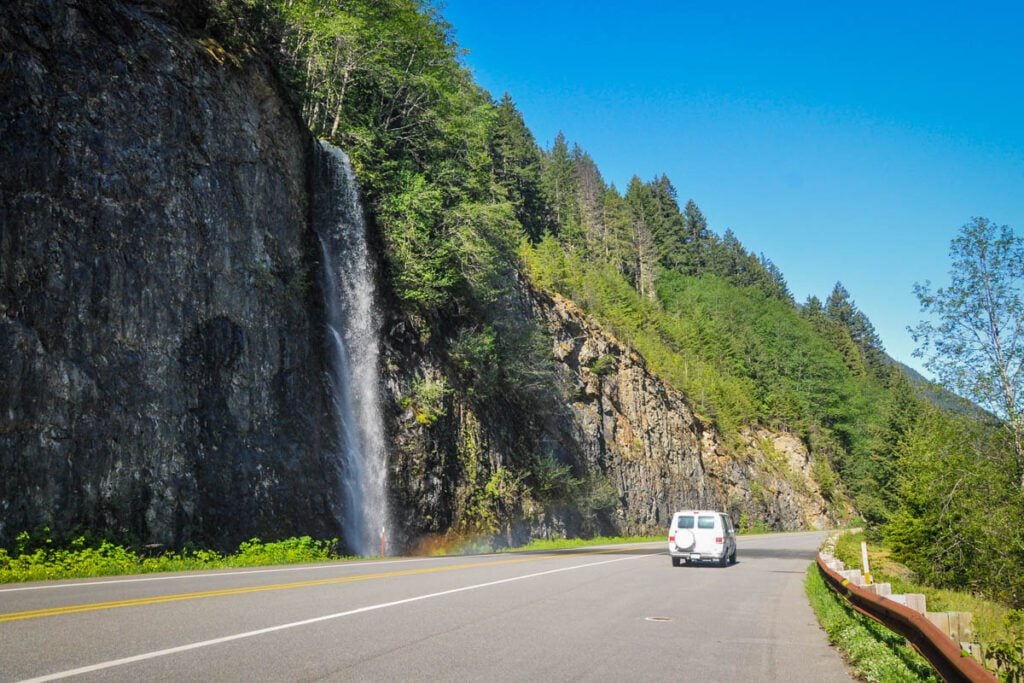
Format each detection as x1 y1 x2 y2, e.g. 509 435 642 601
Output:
0 0 341 549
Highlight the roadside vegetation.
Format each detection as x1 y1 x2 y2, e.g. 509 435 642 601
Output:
0 531 345 583
834 532 1024 679
805 562 938 682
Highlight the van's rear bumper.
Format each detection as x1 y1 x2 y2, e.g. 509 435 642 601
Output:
668 547 726 562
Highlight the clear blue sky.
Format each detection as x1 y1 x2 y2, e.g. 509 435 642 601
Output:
440 0 1024 375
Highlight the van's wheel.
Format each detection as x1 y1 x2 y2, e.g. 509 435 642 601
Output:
729 549 737 565
672 557 681 567
718 554 728 568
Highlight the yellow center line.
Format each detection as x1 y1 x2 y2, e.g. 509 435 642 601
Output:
0 546 651 624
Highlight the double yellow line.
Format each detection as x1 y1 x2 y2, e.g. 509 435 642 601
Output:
0 546 649 624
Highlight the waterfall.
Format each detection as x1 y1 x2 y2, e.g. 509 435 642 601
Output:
314 141 389 556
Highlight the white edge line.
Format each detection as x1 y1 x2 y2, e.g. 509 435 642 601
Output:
20 553 648 682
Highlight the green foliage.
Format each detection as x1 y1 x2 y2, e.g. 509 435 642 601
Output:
811 454 840 502
883 408 1024 606
233 537 338 566
873 218 1024 613
235 0 520 325
805 563 939 682
376 169 458 310
694 228 793 302
446 200 520 305
207 3 1024 606
988 610 1024 680
540 132 580 242
523 243 881 457
826 282 888 379
588 354 618 377
0 534 343 583
490 94 552 242
737 513 771 534
450 326 500 397
571 472 620 531
911 217 1024 483
401 377 449 425
864 368 925 520
462 466 526 536
205 0 284 55
530 453 575 500
837 531 1024 679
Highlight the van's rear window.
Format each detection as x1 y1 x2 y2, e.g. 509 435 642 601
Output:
676 516 695 529
698 516 716 529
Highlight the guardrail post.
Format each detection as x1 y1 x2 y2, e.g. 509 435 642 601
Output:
861 541 872 584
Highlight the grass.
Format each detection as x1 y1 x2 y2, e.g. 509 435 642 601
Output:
0 534 350 583
805 562 939 682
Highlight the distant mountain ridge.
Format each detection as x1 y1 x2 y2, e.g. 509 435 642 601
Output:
892 359 992 420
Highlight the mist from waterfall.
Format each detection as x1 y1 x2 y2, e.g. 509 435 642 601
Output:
314 141 389 557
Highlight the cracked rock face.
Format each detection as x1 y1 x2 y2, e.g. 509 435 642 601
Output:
535 290 837 534
0 0 341 549
384 283 838 549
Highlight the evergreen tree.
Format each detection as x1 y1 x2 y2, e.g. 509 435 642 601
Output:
681 199 711 274
827 282 887 377
870 368 924 513
601 184 634 278
826 283 855 326
540 132 580 244
758 255 793 303
647 175 688 270
683 199 710 242
802 295 825 319
624 177 657 299
488 93 551 242
570 145 607 257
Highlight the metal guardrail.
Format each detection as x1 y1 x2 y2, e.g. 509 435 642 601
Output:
815 554 996 683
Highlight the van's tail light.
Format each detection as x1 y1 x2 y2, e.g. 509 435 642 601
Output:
669 534 675 542
715 537 723 544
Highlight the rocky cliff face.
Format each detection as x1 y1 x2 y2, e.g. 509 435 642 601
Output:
383 283 837 550
536 290 836 533
0 0 342 549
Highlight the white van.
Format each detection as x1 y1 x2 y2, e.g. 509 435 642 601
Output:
668 510 737 567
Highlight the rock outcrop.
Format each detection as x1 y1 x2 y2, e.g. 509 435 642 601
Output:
0 0 341 549
383 283 837 550
537 290 835 533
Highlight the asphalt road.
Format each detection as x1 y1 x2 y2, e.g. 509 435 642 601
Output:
0 532 851 682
